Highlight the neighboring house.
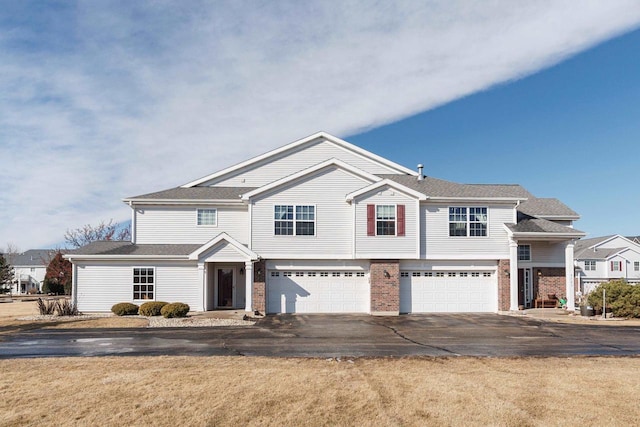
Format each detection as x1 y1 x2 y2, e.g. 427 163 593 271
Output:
9 249 57 294
574 235 640 294
66 132 584 314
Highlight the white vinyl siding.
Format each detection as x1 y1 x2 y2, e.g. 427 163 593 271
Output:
135 206 248 244
204 139 403 187
252 166 370 258
355 188 417 258
518 241 566 265
422 203 513 259
76 261 201 312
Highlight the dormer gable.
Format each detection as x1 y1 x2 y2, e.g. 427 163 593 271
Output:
182 131 416 188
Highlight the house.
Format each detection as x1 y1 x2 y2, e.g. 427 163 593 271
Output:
8 249 57 294
574 235 640 294
66 132 585 314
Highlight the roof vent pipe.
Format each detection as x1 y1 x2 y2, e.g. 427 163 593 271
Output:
417 164 424 181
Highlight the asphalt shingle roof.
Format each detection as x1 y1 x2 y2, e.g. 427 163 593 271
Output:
573 235 614 254
126 186 257 201
71 241 200 256
505 217 584 235
379 175 533 199
517 198 578 218
9 249 61 266
574 247 625 260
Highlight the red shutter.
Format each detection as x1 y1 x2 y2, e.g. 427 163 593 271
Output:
367 204 375 236
397 204 405 236
611 261 615 271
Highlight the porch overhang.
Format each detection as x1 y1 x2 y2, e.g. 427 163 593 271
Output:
189 232 259 263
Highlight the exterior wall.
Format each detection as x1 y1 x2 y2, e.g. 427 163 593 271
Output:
12 266 47 294
497 259 510 311
354 188 417 258
252 259 266 313
76 261 201 312
370 260 399 315
421 203 514 259
251 166 370 258
535 267 565 300
206 139 403 187
518 241 566 266
577 259 608 279
135 205 248 244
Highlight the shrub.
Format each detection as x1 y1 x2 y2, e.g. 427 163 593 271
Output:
55 299 80 316
139 301 168 316
111 302 139 316
587 280 640 318
36 298 57 315
160 302 190 318
42 278 64 295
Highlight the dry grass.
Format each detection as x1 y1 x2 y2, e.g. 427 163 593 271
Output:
0 301 147 334
1 356 639 426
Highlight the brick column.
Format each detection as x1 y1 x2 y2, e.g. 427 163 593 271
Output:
497 259 511 311
369 260 400 316
535 267 566 304
252 259 266 314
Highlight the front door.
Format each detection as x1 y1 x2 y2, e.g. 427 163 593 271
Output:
217 268 234 308
518 268 533 308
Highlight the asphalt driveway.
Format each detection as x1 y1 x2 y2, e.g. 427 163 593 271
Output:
2 314 640 358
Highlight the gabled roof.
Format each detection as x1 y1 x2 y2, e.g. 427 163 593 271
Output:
574 234 640 260
10 249 61 266
241 158 381 201
345 179 427 202
66 241 200 258
380 175 532 200
182 131 417 188
505 217 585 239
517 198 579 220
188 232 258 261
124 186 256 203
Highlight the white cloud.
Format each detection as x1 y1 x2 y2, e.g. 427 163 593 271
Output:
1 0 639 248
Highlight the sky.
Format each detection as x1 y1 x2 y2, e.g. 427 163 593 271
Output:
1 1 640 250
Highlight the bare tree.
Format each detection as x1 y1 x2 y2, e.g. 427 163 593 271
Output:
3 242 20 265
64 219 131 249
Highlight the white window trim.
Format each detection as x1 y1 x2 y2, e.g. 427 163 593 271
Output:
584 260 597 271
518 244 532 262
611 260 623 272
273 204 317 237
635 261 640 272
196 208 218 227
132 266 155 301
375 203 397 237
448 206 489 238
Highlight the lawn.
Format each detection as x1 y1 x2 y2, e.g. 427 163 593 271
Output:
1 356 639 426
1 301 640 425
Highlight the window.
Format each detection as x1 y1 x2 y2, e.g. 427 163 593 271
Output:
320 272 328 277
401 272 409 277
611 261 622 272
274 205 315 236
295 272 303 277
412 272 421 277
271 271 280 277
133 268 154 300
424 272 433 277
518 245 531 261
448 272 456 277
376 205 396 236
356 272 365 277
307 272 316 277
367 204 405 236
635 262 640 271
197 209 217 226
332 272 340 277
584 261 596 271
449 207 487 237
460 272 468 277
436 272 444 277
345 272 353 277
283 271 292 277
483 272 492 277
472 272 480 277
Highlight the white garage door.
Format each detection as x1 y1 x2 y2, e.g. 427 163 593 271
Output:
267 270 369 314
400 271 496 313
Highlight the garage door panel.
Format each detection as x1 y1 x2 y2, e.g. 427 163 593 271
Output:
267 271 369 314
400 271 496 313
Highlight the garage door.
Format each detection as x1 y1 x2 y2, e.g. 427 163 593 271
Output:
267 270 369 314
400 271 496 313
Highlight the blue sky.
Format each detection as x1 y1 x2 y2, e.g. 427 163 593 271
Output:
350 28 640 237
1 1 640 249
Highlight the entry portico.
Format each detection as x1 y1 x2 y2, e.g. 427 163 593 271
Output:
189 233 259 311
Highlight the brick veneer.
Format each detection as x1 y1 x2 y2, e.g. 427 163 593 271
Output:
252 259 266 314
535 267 565 300
497 259 511 311
370 260 399 315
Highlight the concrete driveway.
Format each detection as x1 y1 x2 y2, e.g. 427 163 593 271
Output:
2 314 640 358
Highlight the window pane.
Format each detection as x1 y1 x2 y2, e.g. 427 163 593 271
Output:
274 221 294 235
376 205 395 220
274 205 293 220
449 222 467 236
296 221 315 236
296 205 314 221
197 209 217 225
377 220 395 236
